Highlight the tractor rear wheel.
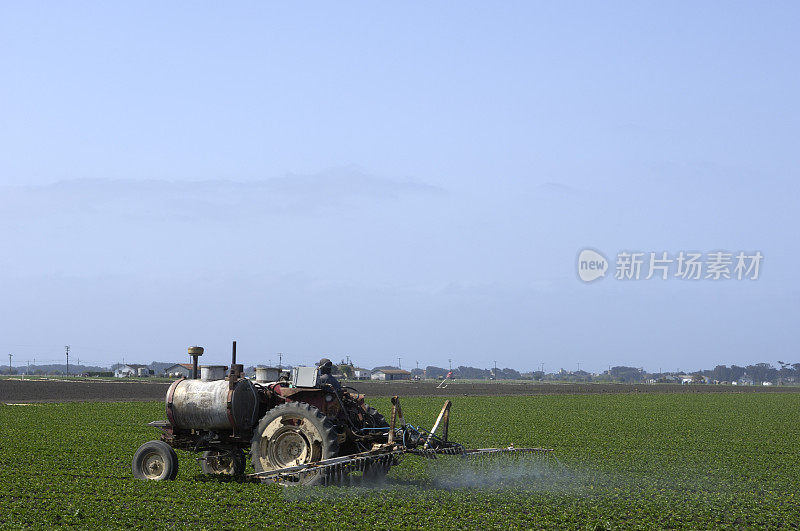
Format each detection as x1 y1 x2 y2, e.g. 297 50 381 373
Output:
251 402 339 486
200 448 246 475
132 440 179 481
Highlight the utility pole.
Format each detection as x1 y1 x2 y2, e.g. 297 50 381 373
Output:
416 360 419 370
448 358 452 371
8 353 12 375
577 362 581 372
65 345 70 376
493 360 497 378
278 353 282 369
397 357 401 369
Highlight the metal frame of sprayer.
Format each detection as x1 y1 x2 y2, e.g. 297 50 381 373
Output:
247 395 554 485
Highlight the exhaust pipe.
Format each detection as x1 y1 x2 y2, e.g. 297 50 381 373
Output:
229 340 243 388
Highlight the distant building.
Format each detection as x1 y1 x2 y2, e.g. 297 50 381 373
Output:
352 368 372 380
371 369 411 381
114 364 150 378
163 363 194 378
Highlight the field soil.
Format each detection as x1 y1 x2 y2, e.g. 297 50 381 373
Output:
2 377 798 403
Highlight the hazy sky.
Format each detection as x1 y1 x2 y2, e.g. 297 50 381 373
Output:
0 3 797 372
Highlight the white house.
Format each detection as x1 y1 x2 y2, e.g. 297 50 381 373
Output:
163 363 194 378
114 364 150 378
371 369 412 381
352 368 372 380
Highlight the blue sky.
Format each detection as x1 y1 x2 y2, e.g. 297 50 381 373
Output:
0 3 797 371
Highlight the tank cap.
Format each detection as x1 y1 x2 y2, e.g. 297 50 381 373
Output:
188 346 204 356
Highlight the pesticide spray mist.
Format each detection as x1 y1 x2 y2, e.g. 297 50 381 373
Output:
281 453 582 502
425 452 575 490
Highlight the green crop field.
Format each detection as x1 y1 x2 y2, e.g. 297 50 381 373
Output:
2 394 799 529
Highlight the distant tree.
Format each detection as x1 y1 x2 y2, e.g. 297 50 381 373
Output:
746 363 777 384
777 361 796 382
336 364 354 378
457 366 491 379
712 365 733 382
730 365 746 381
609 366 644 383
425 366 447 379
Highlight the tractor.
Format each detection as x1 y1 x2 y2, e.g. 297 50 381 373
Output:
132 343 551 485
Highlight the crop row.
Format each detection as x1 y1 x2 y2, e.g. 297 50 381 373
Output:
1 393 799 528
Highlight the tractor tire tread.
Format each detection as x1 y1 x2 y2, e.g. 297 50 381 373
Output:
250 401 339 485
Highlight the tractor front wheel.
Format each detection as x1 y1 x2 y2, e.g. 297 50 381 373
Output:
251 402 339 485
132 440 179 481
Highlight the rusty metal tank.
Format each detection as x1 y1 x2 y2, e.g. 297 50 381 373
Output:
166 378 259 431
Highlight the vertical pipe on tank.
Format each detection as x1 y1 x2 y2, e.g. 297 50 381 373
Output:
188 346 204 379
